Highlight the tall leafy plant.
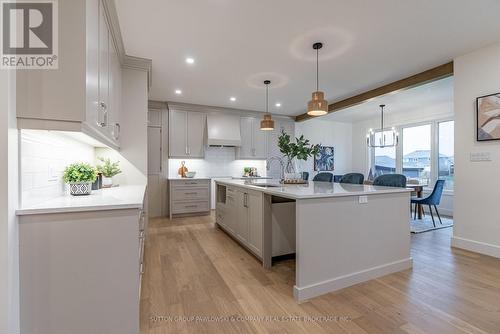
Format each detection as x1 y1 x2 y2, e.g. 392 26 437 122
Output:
96 157 122 178
278 130 320 172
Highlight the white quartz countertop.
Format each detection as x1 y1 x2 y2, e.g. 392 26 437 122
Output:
168 177 212 180
17 185 146 216
214 179 411 200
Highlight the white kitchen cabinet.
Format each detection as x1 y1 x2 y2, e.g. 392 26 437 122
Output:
16 0 122 150
168 179 211 219
168 110 206 158
216 184 263 258
237 117 267 160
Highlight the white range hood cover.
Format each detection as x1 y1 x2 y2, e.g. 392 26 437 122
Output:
206 114 241 147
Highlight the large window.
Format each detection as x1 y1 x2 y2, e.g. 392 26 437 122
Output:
438 121 454 190
369 120 454 191
402 124 431 185
373 130 396 176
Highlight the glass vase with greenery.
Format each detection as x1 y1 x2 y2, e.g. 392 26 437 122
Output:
278 130 320 175
63 163 98 196
96 157 122 187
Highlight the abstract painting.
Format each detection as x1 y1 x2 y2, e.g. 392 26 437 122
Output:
314 146 334 171
477 92 500 141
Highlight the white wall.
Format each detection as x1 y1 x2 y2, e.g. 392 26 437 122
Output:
452 42 500 258
0 70 20 334
295 118 353 178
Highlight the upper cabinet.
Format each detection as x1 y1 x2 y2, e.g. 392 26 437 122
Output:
16 0 123 149
236 117 267 160
168 110 206 158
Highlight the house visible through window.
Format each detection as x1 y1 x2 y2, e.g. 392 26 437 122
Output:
402 124 431 185
373 130 396 176
438 121 454 190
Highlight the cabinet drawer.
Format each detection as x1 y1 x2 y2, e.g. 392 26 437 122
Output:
172 179 210 188
172 187 209 201
172 200 209 214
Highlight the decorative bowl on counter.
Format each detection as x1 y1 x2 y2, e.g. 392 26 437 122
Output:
185 171 196 178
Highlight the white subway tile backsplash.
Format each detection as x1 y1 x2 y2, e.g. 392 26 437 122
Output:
20 130 96 207
168 147 267 178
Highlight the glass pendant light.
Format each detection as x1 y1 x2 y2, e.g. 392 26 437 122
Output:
366 104 399 148
307 42 328 116
260 80 275 130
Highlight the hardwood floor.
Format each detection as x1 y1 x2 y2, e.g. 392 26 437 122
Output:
140 213 500 334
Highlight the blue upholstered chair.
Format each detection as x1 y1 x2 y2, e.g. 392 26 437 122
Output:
339 173 364 185
373 174 407 188
313 172 333 182
302 172 309 181
411 179 445 226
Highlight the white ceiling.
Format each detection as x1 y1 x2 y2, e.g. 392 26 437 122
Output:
323 76 454 123
115 0 500 116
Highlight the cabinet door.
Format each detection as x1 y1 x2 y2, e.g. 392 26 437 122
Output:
98 1 110 130
169 110 187 157
235 190 249 243
237 117 254 159
187 112 206 158
253 119 267 159
147 127 162 174
247 191 263 256
225 187 237 235
86 0 99 132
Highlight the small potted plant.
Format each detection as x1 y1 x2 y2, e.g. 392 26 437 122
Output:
96 157 122 188
63 163 98 196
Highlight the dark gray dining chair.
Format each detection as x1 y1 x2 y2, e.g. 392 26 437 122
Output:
373 174 407 188
302 172 309 181
339 173 364 185
313 172 333 182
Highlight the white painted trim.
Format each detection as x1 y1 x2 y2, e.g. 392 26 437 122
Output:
451 236 500 259
293 258 413 302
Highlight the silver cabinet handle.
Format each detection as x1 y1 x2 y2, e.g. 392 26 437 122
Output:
97 102 108 127
114 123 120 140
184 192 198 195
184 205 198 208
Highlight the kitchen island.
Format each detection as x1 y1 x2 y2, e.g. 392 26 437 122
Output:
215 179 413 301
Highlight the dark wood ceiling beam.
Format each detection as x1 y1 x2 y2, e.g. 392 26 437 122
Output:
295 62 454 122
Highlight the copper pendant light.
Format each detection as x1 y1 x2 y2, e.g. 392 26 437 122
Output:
260 80 275 130
307 42 328 116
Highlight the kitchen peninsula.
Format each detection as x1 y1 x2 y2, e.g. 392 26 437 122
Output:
215 179 413 301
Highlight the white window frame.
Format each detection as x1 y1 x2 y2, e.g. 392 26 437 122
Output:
369 118 454 194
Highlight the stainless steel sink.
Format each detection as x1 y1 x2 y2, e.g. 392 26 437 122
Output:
251 184 281 188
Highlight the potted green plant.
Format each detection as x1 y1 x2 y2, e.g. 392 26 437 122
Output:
63 163 98 196
278 130 320 178
96 157 122 188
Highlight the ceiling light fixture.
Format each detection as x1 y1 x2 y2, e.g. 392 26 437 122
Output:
366 104 399 148
275 103 281 107
175 89 182 95
185 57 195 64
260 80 275 131
307 42 328 116
230 97 236 102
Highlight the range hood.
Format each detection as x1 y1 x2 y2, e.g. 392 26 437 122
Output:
206 114 241 147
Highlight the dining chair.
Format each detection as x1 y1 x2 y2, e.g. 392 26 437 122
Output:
339 173 364 185
333 175 343 182
302 172 309 181
313 172 333 182
373 174 407 188
411 179 445 227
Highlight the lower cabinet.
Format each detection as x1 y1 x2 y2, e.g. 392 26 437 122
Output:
217 185 263 258
19 206 145 334
169 179 211 219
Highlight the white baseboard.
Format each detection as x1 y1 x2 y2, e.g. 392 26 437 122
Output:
293 258 413 301
451 236 500 259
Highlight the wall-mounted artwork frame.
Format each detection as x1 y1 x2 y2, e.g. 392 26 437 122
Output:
477 92 500 141
314 146 334 171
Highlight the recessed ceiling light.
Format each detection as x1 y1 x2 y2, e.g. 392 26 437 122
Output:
275 103 281 107
185 57 195 64
230 97 236 102
175 89 182 95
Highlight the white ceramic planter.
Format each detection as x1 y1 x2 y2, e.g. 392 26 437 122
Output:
69 182 92 196
102 176 113 188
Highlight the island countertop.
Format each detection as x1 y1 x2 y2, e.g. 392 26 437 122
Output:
16 185 146 216
214 179 411 200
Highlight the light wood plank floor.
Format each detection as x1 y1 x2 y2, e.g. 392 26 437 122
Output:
140 213 500 334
